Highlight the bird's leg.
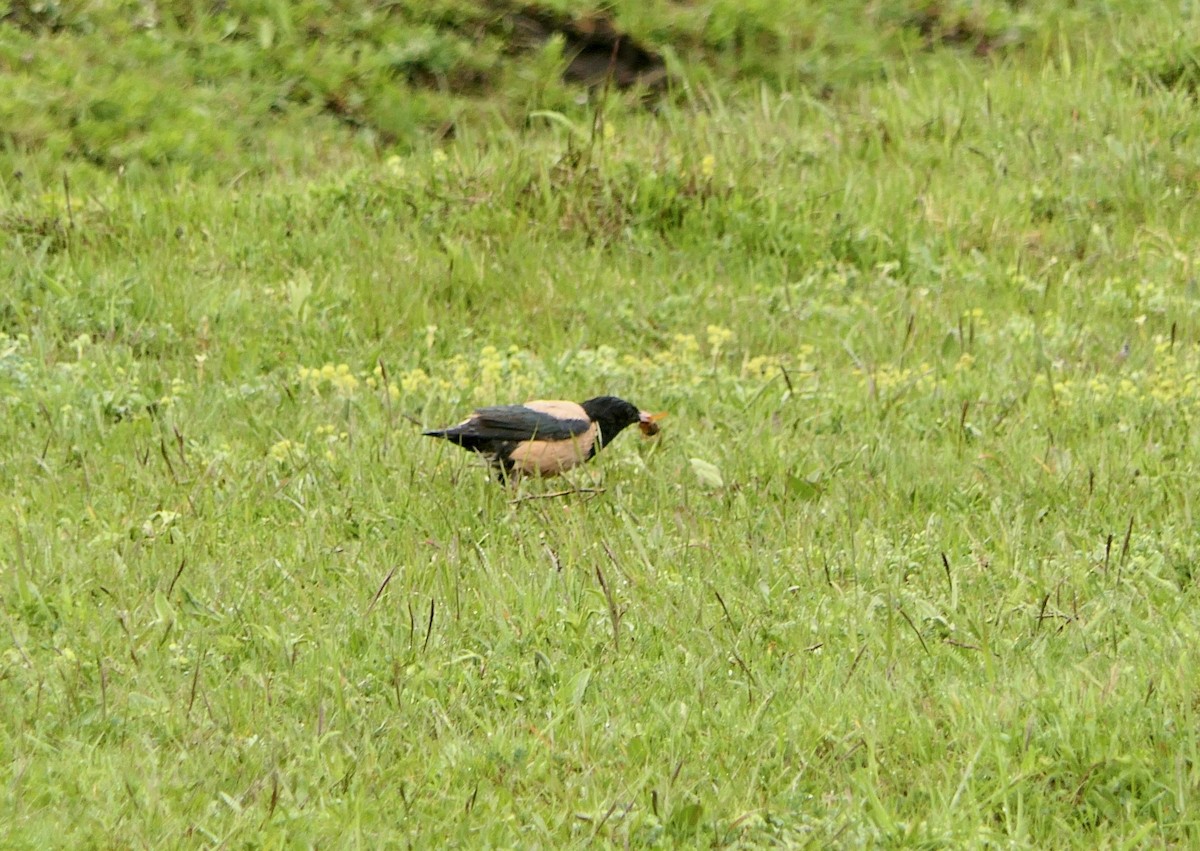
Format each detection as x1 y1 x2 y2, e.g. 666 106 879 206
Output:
495 462 520 486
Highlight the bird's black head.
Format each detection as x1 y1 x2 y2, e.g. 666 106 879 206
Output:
580 396 642 446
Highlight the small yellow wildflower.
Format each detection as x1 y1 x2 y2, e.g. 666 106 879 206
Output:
450 357 471 390
71 333 91 360
1150 377 1177 403
706 325 734 356
331 370 359 397
672 333 700 355
268 439 305 463
400 368 430 395
700 154 716 179
743 355 780 378
868 364 914 391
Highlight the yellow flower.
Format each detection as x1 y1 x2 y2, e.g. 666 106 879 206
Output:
332 373 359 396
400 368 429 395
70 333 91 360
268 439 305 463
672 333 700 355
706 324 734 355
700 154 716 179
743 355 780 378
450 357 470 390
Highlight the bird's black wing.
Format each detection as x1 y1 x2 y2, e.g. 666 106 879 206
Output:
467 405 591 441
430 405 591 443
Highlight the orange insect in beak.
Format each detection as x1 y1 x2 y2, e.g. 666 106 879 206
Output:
638 410 667 436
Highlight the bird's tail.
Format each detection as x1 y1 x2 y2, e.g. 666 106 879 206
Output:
424 428 479 448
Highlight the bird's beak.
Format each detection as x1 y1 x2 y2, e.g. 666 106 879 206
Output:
638 410 667 436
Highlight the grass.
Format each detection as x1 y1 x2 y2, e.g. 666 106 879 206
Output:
4 0 1200 846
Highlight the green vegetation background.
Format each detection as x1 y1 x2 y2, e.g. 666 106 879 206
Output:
4 0 1200 846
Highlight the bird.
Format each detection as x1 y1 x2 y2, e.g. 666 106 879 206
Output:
424 395 663 481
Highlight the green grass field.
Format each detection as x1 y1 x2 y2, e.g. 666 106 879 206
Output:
4 0 1200 846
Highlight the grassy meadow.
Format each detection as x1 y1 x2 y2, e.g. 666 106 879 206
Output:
4 0 1200 845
